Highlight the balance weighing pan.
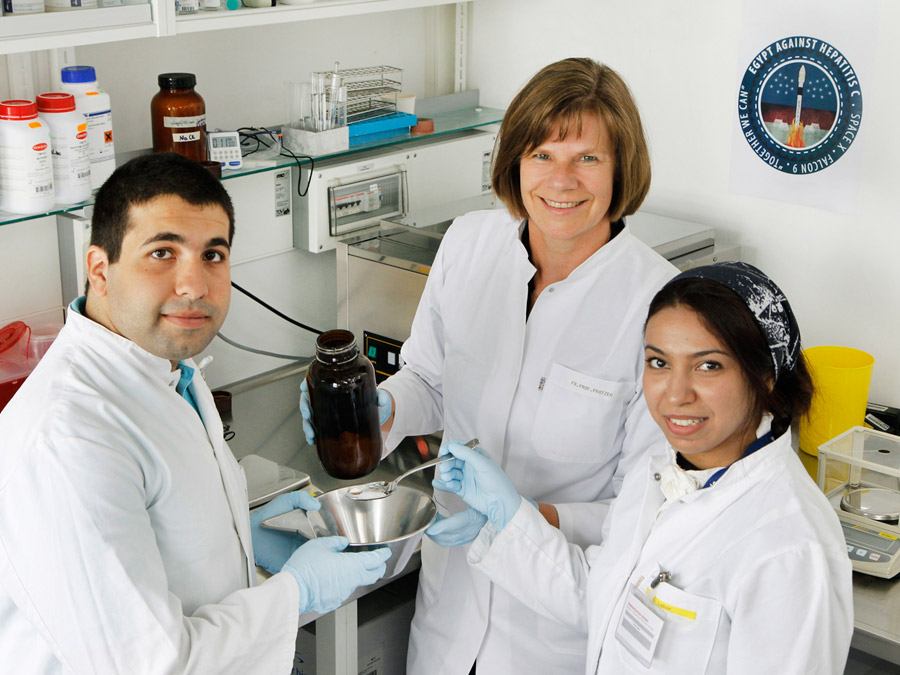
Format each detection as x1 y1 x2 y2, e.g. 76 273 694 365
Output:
841 487 900 523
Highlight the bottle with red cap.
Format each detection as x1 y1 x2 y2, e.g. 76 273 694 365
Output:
0 100 54 215
36 93 92 204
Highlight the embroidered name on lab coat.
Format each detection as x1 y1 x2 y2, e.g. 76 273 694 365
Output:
564 378 615 398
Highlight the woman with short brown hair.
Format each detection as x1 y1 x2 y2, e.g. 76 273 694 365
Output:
303 57 679 675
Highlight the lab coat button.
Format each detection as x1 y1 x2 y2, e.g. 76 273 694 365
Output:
654 473 661 481
548 287 555 293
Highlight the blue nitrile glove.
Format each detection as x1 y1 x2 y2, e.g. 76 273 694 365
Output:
425 508 488 547
431 440 523 531
299 379 316 447
376 388 393 425
282 537 392 614
299 381 393 447
250 490 322 574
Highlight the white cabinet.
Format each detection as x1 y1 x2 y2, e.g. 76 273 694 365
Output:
0 0 461 55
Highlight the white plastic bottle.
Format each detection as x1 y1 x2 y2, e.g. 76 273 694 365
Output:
0 100 54 215
36 93 92 204
60 66 116 189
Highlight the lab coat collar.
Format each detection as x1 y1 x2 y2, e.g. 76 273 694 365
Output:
653 415 781 506
564 221 634 282
515 218 632 284
64 301 183 383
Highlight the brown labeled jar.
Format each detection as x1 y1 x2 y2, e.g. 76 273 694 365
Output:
307 330 382 479
151 73 206 162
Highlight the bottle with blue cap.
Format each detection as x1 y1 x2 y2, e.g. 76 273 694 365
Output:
60 65 116 190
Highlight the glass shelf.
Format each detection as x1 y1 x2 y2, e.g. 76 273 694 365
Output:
0 106 504 228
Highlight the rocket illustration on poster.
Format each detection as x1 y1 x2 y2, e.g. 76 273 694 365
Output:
729 0 876 214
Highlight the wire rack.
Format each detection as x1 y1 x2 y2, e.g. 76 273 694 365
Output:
313 65 403 124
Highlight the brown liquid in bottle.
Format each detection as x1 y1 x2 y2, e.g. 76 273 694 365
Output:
151 72 206 162
307 330 382 479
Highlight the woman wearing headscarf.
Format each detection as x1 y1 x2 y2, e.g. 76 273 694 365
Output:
433 261 854 674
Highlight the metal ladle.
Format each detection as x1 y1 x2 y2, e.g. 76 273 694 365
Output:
346 438 479 501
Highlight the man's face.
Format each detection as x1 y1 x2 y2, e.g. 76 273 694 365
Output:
86 195 231 367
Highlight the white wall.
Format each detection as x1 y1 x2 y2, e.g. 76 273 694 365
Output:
468 0 900 406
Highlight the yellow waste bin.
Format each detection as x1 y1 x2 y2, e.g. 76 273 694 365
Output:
799 345 874 457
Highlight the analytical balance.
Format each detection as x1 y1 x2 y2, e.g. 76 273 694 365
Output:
817 426 900 578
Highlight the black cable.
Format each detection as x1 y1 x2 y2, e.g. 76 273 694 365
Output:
231 281 324 335
279 143 315 197
236 126 315 197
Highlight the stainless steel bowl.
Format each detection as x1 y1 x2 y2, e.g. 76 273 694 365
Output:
307 484 437 579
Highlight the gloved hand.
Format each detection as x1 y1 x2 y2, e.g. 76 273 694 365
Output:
298 379 316 447
425 508 488 547
431 440 522 531
376 388 393 425
282 537 392 614
250 490 321 574
300 380 393 446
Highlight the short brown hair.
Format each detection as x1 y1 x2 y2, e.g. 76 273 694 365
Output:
492 58 651 223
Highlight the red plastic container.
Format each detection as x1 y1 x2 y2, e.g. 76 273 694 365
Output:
0 321 35 412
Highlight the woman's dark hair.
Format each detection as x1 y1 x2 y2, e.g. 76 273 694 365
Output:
646 277 814 439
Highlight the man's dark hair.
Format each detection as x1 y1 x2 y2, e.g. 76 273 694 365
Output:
90 152 235 265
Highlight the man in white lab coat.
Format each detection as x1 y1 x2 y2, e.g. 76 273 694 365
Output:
0 152 388 674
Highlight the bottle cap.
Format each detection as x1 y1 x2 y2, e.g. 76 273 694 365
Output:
0 100 38 120
36 93 77 113
158 73 197 89
61 65 98 84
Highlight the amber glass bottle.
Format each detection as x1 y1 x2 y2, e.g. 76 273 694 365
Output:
307 330 382 479
151 73 206 162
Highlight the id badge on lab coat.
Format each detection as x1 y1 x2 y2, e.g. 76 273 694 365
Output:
615 586 664 668
614 565 724 672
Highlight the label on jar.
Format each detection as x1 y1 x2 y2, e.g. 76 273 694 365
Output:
172 131 203 143
84 109 115 165
164 115 206 129
0 140 53 203
3 0 45 13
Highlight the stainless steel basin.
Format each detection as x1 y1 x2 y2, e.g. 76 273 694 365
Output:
309 484 437 578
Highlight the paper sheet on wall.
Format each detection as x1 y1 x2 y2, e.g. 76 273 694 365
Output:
729 0 877 214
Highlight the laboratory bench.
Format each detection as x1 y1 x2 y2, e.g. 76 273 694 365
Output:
224 361 900 673
225 360 435 675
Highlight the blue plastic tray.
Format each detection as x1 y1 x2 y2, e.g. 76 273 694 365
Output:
349 112 417 146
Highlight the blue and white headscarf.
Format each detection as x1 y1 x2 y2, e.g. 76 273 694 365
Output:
666 262 801 381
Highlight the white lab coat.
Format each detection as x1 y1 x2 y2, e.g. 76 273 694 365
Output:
468 425 854 674
0 307 299 674
380 208 677 674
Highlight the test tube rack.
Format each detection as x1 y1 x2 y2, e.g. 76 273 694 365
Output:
313 65 403 124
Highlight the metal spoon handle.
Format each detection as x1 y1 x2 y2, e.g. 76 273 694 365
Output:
390 454 452 490
388 438 479 492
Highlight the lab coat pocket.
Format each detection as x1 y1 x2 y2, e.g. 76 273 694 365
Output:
615 581 723 674
532 364 634 462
